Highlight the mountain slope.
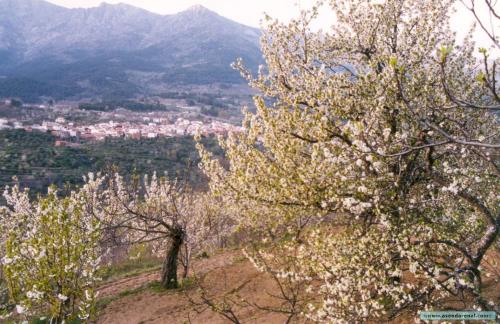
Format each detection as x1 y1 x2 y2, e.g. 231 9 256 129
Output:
0 0 262 101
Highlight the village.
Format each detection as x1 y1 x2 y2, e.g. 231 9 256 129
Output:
0 116 242 146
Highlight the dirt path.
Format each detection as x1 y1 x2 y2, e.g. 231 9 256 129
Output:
98 271 160 299
95 250 289 324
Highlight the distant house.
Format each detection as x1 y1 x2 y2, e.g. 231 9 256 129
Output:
55 141 81 148
127 129 141 139
80 133 95 140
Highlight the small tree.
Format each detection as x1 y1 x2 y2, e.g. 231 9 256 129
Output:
0 184 102 322
84 173 222 289
180 193 234 279
9 99 23 108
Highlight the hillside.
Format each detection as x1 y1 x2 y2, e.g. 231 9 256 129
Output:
0 0 262 101
96 250 300 324
0 130 222 195
94 250 500 323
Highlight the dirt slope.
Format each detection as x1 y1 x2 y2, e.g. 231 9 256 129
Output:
95 249 500 324
96 251 290 324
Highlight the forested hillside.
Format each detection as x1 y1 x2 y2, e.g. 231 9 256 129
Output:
0 130 221 194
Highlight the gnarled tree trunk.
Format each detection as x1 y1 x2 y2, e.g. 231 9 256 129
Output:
181 243 191 279
160 229 184 289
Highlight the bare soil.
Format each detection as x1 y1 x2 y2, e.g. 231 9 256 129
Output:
96 250 290 324
95 249 500 324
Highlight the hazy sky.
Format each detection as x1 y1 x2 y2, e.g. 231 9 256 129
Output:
45 0 498 48
44 0 326 28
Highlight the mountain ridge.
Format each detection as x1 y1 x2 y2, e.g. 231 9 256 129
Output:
0 0 262 101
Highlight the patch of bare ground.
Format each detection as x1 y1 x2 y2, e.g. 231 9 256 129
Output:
95 249 499 324
95 250 295 323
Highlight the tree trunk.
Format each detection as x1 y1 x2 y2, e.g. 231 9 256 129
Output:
182 244 190 279
160 230 183 289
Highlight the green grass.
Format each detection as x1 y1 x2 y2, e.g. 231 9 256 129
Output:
31 317 83 324
100 257 162 283
95 283 151 314
147 280 168 293
95 256 163 315
95 295 118 313
95 277 197 316
233 255 248 263
118 285 148 297
147 277 197 293
179 277 197 290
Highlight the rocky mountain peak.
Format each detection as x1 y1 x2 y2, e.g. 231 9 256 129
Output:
0 0 263 100
180 4 218 18
186 4 210 12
